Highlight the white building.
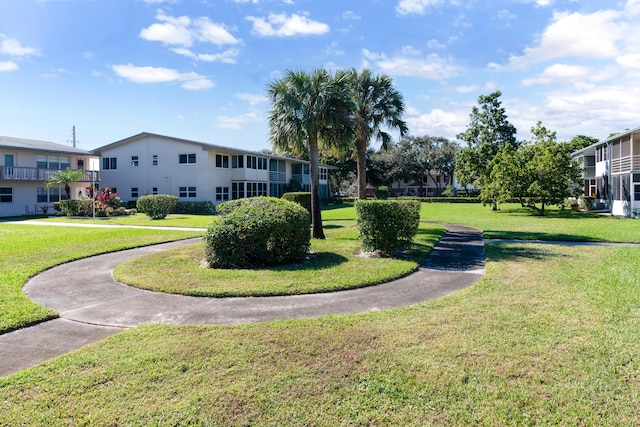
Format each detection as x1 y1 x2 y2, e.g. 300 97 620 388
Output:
572 126 640 217
93 132 330 206
0 136 98 217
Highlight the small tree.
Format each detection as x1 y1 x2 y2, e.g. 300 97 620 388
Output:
45 167 86 200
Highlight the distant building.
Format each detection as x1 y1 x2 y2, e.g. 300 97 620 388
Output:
572 127 640 217
0 136 98 217
93 132 330 206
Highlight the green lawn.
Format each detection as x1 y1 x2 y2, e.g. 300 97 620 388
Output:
25 212 213 228
1 203 639 425
113 220 444 296
0 224 203 333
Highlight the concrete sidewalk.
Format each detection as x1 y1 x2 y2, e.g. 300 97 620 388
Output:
1 224 484 377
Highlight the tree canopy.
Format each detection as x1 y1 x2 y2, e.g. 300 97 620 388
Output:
45 167 87 200
267 68 353 239
455 90 518 209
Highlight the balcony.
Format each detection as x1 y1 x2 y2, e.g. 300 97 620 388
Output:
0 166 99 182
269 171 286 182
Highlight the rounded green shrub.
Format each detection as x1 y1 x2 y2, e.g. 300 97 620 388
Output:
281 192 311 215
355 199 421 256
136 194 178 219
204 197 311 268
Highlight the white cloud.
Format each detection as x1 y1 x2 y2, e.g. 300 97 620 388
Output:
171 47 239 64
497 9 516 20
215 112 262 129
0 35 39 57
521 63 614 86
247 13 329 37
404 105 467 139
0 60 18 72
236 93 267 105
617 53 640 71
506 10 624 68
426 39 446 49
397 0 456 16
139 11 240 51
363 49 458 79
111 63 214 90
455 85 480 93
627 0 640 16
342 10 361 20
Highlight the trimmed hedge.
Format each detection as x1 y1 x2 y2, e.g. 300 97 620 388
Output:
174 201 216 214
204 197 311 268
374 186 390 200
281 192 312 215
136 194 178 219
355 199 421 256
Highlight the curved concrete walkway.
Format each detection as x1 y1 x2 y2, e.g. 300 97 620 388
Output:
1 224 484 376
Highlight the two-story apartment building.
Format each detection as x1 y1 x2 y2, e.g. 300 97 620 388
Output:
572 126 640 217
0 136 98 217
93 132 330 205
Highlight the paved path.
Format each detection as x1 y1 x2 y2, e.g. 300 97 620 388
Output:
1 224 484 377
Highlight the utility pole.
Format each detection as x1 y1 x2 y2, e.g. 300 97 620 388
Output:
69 125 78 148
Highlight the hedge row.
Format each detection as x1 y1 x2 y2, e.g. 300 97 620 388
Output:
355 199 421 256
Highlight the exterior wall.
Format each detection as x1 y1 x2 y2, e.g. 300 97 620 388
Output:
97 134 330 206
0 146 96 217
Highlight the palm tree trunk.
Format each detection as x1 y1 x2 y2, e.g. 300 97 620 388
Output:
356 138 367 199
309 134 325 239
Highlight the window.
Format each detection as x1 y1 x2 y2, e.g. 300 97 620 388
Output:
179 154 196 164
37 187 61 203
77 159 84 170
232 182 245 199
0 187 13 203
102 157 117 170
319 167 328 181
4 154 13 167
258 182 267 196
37 155 47 168
216 186 229 201
232 155 244 169
179 186 197 198
259 157 267 170
216 154 229 168
131 187 139 198
59 157 70 170
152 155 158 166
152 187 158 195
635 184 640 202
131 156 139 167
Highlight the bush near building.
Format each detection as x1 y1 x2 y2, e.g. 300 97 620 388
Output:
136 194 178 219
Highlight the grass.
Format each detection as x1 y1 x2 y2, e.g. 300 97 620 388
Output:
113 220 444 296
1 242 639 425
24 213 213 228
1 203 640 425
420 203 640 242
0 224 203 333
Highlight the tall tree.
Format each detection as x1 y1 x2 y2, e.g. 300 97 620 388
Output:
45 167 86 200
345 68 408 199
267 69 353 239
456 90 518 210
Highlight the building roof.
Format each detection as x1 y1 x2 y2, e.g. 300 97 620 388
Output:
92 132 331 166
0 135 93 155
572 125 640 157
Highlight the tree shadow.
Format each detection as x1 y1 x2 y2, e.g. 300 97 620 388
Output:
484 242 573 263
484 230 600 242
263 252 349 272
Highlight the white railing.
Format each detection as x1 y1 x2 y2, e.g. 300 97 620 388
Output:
0 167 98 182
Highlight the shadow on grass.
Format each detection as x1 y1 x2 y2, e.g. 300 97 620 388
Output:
323 224 345 229
266 252 349 272
485 242 572 262
483 230 601 242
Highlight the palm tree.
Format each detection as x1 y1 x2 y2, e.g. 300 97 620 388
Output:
268 69 354 239
345 69 408 199
45 167 86 200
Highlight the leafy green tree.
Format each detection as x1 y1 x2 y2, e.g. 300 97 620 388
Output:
44 167 86 200
268 69 353 239
345 68 408 199
396 136 458 194
522 122 583 215
487 122 582 215
456 90 518 210
368 145 405 190
566 135 599 152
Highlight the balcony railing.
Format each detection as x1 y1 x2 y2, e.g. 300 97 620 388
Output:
291 173 310 185
269 171 286 182
0 166 99 182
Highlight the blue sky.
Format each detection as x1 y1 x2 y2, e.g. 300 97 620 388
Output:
1 0 639 152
